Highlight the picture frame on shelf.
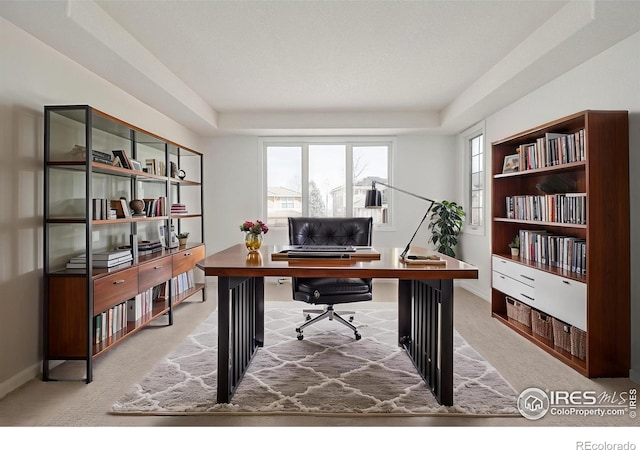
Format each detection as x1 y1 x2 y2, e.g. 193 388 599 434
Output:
130 159 143 172
145 158 157 175
157 223 178 248
112 150 132 170
502 153 520 173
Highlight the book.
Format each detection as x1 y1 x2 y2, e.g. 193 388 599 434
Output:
137 241 162 251
402 254 446 266
67 254 133 268
93 255 133 268
171 203 188 214
91 249 132 260
110 199 131 218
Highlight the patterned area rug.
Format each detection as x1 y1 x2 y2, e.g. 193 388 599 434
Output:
111 302 519 416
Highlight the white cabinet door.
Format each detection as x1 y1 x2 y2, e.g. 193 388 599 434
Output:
535 270 587 330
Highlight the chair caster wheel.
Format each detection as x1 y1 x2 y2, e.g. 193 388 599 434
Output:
349 316 354 322
306 314 311 320
355 333 361 340
297 334 304 340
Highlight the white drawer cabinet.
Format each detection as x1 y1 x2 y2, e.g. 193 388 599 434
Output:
535 270 587 331
492 255 587 331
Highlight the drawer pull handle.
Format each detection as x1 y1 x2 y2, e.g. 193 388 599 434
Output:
154 265 164 269
112 279 125 285
520 275 534 282
521 294 534 301
184 252 192 256
562 280 570 285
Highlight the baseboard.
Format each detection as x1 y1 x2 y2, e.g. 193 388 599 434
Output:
0 361 41 401
456 280 489 302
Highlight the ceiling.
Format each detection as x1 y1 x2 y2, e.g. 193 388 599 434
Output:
2 0 640 136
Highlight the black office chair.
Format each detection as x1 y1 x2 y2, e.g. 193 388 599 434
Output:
287 217 373 340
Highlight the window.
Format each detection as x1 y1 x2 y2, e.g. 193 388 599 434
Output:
263 139 392 227
460 122 485 235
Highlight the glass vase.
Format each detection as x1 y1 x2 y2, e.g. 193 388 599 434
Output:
244 232 263 252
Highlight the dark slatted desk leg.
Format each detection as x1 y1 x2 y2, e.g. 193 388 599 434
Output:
255 277 264 347
217 276 232 403
217 276 264 404
398 278 454 406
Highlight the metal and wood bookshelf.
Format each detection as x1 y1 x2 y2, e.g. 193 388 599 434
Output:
43 105 205 382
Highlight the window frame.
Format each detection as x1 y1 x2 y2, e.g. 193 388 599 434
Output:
459 121 486 236
259 137 395 228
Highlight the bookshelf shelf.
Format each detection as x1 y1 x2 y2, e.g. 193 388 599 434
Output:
43 105 205 383
491 110 629 378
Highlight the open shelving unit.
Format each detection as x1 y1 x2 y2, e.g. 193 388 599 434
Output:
43 105 205 382
490 110 629 377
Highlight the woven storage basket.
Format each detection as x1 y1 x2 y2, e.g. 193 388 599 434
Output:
531 310 553 344
570 326 587 360
505 296 531 329
552 317 572 353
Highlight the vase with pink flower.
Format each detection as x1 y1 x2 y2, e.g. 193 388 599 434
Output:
240 220 269 252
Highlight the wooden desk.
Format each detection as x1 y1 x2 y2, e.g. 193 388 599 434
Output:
197 244 478 405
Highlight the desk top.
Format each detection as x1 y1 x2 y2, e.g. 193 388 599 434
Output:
197 244 478 280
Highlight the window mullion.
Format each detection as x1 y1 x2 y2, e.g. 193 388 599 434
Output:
346 144 354 217
301 144 309 216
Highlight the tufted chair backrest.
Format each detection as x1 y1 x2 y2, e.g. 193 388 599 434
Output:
288 217 373 247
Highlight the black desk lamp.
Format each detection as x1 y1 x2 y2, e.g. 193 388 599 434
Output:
364 181 436 260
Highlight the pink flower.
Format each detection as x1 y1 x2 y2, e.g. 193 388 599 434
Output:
239 219 269 234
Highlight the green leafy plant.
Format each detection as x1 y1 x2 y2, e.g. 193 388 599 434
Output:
176 231 190 239
427 200 465 257
508 235 520 249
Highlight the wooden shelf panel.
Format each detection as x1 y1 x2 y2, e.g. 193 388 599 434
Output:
93 301 170 357
493 161 585 179
173 283 205 307
493 253 587 283
493 217 587 229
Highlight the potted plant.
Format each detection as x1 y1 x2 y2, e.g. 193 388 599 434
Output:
508 235 520 256
176 231 190 246
427 200 465 258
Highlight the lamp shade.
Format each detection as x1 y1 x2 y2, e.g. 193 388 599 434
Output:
365 188 383 208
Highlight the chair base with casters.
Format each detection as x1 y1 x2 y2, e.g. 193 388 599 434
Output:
292 275 372 340
296 305 360 340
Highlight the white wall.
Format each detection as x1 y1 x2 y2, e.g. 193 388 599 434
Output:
459 30 640 380
0 17 203 396
203 134 458 254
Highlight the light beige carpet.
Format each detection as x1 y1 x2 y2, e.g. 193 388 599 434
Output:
111 302 519 416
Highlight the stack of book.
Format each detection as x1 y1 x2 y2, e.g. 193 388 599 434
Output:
137 240 163 256
91 149 114 165
171 203 188 215
66 249 133 269
67 145 114 164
